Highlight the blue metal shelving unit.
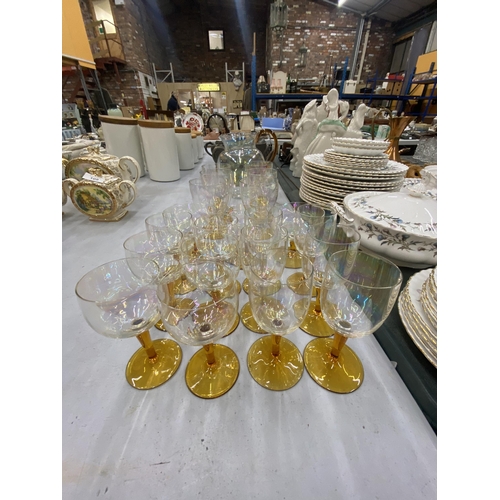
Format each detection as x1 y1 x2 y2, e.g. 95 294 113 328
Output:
337 57 437 121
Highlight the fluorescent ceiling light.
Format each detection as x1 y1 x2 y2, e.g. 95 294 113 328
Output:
338 0 347 6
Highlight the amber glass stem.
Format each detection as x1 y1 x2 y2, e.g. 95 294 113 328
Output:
271 334 281 356
136 330 158 362
330 333 347 360
204 343 216 365
313 286 321 313
289 239 297 252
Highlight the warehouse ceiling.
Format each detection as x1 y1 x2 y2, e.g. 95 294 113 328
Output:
152 0 437 24
319 0 437 23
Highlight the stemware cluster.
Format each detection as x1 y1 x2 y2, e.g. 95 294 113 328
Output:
75 163 402 398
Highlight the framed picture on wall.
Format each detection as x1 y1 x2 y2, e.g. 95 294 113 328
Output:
208 30 224 50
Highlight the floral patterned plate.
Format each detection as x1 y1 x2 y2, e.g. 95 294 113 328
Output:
182 112 204 132
343 190 437 269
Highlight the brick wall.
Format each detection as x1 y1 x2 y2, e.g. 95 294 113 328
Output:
268 2 394 84
63 0 175 107
158 2 267 83
63 0 396 108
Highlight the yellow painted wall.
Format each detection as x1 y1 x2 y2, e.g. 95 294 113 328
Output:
62 0 95 68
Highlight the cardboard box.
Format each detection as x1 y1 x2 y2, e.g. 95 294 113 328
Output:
385 81 403 95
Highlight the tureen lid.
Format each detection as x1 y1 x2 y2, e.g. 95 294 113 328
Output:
344 190 437 239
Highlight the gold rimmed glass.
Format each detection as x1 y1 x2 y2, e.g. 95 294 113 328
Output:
75 257 183 390
300 222 361 338
304 250 403 393
247 254 314 391
160 260 240 399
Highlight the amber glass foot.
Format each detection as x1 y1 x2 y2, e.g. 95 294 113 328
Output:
304 337 364 393
242 278 249 294
173 274 196 295
286 248 302 269
240 302 266 334
223 314 240 337
247 335 304 390
125 338 182 390
286 272 312 295
300 303 336 338
155 319 167 332
185 344 239 399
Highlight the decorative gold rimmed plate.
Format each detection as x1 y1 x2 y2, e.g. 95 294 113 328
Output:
302 164 404 190
304 154 408 179
398 269 437 368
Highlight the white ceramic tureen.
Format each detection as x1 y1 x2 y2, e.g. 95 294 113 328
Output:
343 190 437 268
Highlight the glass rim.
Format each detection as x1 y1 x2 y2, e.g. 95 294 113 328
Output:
327 249 403 290
75 257 160 303
312 225 361 245
123 229 182 250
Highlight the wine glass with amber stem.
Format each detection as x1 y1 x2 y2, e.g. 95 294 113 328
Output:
288 203 325 297
246 240 314 391
189 214 241 336
281 201 305 269
124 228 183 333
160 259 240 399
75 256 183 390
239 224 288 334
304 249 402 393
299 221 361 338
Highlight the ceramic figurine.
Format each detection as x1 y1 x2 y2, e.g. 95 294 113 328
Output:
325 88 340 120
62 167 137 222
303 118 347 157
344 103 370 139
316 95 329 123
338 100 350 123
290 99 318 178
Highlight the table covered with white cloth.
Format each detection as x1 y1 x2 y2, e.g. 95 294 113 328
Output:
62 152 436 500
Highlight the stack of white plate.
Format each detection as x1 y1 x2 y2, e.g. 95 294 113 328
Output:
299 152 408 210
329 137 390 157
398 268 437 368
324 150 389 170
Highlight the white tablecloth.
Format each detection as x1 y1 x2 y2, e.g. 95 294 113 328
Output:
62 153 436 499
